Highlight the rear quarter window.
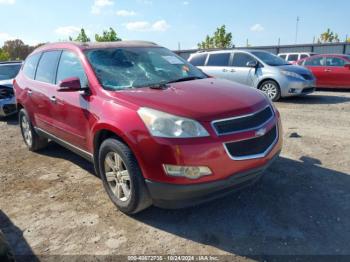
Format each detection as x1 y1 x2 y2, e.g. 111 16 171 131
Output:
23 53 41 79
189 53 208 66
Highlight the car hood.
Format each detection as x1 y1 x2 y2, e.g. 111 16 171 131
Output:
277 64 311 74
112 78 269 122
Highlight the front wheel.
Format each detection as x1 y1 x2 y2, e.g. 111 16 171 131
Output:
259 80 281 102
98 138 152 214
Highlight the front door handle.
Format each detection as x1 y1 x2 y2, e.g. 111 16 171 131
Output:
50 96 57 104
324 69 332 72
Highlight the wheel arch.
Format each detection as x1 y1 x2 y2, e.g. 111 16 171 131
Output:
257 78 281 90
92 125 139 176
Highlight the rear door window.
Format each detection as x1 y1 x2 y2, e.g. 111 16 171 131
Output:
287 54 299 62
35 51 62 84
207 53 231 66
56 51 88 87
23 53 41 79
189 53 208 66
232 53 256 67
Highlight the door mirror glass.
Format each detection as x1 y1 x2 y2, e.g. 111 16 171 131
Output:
58 77 82 92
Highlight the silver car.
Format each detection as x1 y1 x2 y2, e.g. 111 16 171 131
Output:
188 50 316 101
0 62 22 117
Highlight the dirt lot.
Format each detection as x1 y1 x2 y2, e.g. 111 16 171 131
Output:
0 91 350 260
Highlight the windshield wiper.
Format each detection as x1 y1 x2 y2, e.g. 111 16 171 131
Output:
167 76 204 84
147 81 169 90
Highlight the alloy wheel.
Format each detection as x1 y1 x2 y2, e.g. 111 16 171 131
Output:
261 83 278 100
21 115 33 147
104 152 131 202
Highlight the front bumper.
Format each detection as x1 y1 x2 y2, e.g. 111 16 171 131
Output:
0 96 17 117
280 78 316 97
146 151 280 208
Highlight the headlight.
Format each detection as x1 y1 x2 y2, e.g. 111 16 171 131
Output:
281 70 304 80
138 107 209 138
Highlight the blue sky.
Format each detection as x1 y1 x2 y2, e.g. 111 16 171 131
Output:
0 0 350 50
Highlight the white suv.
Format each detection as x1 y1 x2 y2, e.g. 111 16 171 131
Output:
278 52 317 64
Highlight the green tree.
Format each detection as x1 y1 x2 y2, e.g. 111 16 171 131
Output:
198 25 233 49
0 48 10 61
318 28 340 43
2 39 33 60
70 28 90 42
95 27 122 42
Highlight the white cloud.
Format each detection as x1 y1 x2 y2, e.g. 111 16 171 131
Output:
0 0 15 4
125 20 170 32
151 20 170 32
183 1 189 5
250 23 264 32
91 0 114 15
116 10 136 17
55 26 81 36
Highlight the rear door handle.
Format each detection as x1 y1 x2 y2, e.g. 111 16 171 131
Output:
324 69 332 72
223 69 235 73
50 96 57 103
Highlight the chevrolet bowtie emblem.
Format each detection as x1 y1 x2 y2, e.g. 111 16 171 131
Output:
256 128 267 137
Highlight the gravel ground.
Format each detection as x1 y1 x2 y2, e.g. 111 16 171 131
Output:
0 91 350 261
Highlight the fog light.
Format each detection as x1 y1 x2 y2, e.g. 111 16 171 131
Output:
163 165 212 179
289 88 296 93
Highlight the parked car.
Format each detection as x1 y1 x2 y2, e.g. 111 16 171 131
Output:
14 41 282 214
297 54 350 89
0 61 22 117
188 50 316 101
278 52 317 64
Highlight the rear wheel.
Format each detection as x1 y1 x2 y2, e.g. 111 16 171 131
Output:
19 109 48 151
98 138 152 214
259 80 281 102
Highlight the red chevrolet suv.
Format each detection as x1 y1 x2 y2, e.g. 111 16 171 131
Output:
14 41 282 214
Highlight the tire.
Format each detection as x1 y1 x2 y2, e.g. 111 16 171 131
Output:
19 109 48 151
259 80 281 102
98 138 152 214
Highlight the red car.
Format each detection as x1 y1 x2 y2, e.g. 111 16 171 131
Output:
14 41 282 214
297 54 350 88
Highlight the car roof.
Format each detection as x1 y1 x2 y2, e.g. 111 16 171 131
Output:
278 52 315 55
193 49 269 55
32 41 159 54
305 54 350 59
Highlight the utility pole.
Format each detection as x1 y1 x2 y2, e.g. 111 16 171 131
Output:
178 42 181 51
295 16 300 44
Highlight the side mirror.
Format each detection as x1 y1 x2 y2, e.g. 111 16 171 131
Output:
344 64 350 70
58 77 82 92
246 60 259 68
